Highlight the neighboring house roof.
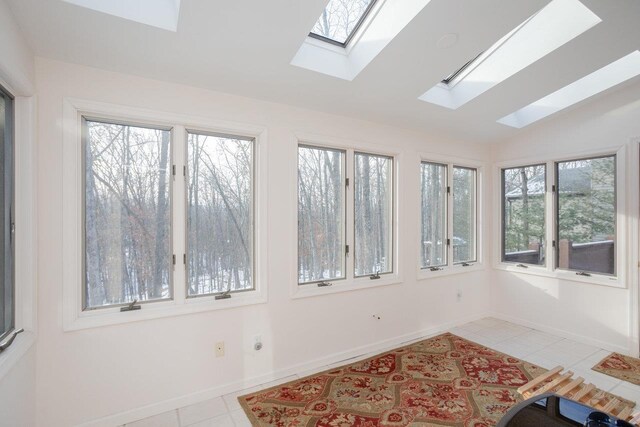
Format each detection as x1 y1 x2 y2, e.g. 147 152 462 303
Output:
505 166 592 199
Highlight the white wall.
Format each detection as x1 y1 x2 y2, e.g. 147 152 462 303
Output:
490 80 640 355
35 58 492 426
0 1 37 426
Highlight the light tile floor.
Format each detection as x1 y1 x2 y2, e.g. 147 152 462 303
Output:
124 318 640 426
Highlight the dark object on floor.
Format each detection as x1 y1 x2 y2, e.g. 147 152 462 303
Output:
497 393 634 426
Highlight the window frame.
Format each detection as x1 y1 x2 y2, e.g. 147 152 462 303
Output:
292 134 401 299
0 84 14 343
81 117 175 311
554 154 617 277
418 154 484 280
308 0 379 48
500 163 547 268
494 145 628 288
185 129 257 298
62 99 268 331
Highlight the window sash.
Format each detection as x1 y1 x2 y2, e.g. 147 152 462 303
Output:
0 86 14 341
354 151 393 277
452 166 477 264
82 117 173 310
554 155 617 276
185 130 256 297
501 164 546 266
309 0 379 47
420 161 448 269
297 144 347 285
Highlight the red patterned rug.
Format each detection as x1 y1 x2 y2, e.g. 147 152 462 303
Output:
593 352 640 386
238 333 546 426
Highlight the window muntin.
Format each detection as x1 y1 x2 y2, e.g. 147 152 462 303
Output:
420 162 447 269
354 152 392 277
556 155 616 276
0 86 14 341
83 119 172 310
502 164 546 266
452 166 477 264
298 145 346 284
187 132 254 297
309 0 377 47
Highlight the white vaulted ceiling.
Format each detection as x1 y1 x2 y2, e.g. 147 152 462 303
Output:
6 0 640 142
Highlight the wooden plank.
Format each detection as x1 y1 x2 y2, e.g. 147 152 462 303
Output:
517 366 564 395
534 371 574 395
573 383 596 402
556 377 584 396
589 390 606 407
602 398 620 413
617 405 633 420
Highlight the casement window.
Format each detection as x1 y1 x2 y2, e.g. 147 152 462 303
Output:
420 162 478 272
186 131 254 297
501 164 546 266
297 145 394 286
64 101 266 329
556 155 616 276
83 119 258 310
499 154 618 280
0 86 14 343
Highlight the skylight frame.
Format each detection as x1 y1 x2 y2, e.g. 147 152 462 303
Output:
308 0 380 48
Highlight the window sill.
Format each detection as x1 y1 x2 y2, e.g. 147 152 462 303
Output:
0 330 36 380
63 291 267 332
291 274 402 300
417 263 485 281
494 262 624 288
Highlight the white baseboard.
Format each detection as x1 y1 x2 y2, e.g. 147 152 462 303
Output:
77 311 490 427
489 311 629 354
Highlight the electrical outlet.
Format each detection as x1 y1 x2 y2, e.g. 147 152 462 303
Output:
456 291 462 302
254 335 263 351
215 341 225 357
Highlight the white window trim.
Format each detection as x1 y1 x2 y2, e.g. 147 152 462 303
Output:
493 145 629 289
291 133 402 300
62 98 269 331
417 152 485 281
0 93 37 380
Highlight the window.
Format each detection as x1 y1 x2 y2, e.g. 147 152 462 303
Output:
0 86 14 341
309 0 377 47
187 131 254 297
298 145 394 286
298 145 346 284
354 152 392 276
502 164 546 266
83 119 172 310
420 162 478 272
452 167 477 264
420 162 447 269
556 156 616 276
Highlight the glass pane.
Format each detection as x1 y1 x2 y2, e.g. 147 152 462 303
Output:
452 167 476 263
420 162 447 268
354 152 392 276
557 156 616 275
310 0 376 45
298 146 346 284
502 165 546 265
0 89 13 339
187 133 253 296
84 120 171 309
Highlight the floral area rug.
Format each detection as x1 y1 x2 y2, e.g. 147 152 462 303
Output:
238 333 546 426
593 352 640 386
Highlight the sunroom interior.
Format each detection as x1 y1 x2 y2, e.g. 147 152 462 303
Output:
1 0 640 426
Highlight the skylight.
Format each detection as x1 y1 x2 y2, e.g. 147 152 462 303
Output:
62 0 181 32
497 50 640 128
310 0 378 47
420 0 602 109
